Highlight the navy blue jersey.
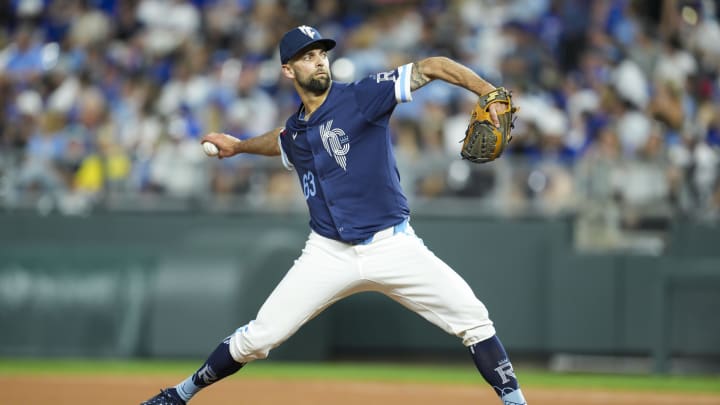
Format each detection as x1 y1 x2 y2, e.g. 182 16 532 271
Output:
279 63 414 243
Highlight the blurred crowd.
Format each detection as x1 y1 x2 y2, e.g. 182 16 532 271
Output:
1 0 720 247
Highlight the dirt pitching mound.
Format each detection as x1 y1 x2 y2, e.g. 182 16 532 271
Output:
3 375 719 405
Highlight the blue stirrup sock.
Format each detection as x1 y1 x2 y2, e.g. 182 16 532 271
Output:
469 335 527 405
168 334 525 404
172 336 245 403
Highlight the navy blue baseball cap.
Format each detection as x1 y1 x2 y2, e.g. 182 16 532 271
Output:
279 26 336 64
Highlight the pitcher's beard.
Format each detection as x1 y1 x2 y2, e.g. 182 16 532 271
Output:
299 75 330 94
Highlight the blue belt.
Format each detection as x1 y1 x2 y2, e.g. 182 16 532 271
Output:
351 218 410 246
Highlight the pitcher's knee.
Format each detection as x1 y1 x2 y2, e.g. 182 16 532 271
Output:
460 322 497 347
228 322 287 363
453 301 496 346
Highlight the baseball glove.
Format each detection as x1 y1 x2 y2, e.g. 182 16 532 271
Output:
461 87 517 163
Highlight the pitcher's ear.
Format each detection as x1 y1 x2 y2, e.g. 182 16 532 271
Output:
281 64 294 79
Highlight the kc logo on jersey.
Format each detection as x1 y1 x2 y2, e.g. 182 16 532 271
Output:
319 120 350 170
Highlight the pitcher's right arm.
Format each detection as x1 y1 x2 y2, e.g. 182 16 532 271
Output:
201 127 283 158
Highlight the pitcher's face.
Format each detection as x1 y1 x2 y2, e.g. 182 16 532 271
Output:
284 47 331 94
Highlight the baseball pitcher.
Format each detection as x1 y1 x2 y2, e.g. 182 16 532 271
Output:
142 26 525 405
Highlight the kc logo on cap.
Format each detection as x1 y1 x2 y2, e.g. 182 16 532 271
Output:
298 25 316 38
279 25 336 64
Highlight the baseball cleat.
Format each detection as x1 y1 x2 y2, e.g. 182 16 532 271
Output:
141 388 186 405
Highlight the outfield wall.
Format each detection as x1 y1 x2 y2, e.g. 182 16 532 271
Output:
1 213 719 371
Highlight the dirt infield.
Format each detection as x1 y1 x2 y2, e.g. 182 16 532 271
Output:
3 375 720 405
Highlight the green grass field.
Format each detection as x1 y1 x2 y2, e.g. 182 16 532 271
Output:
1 359 718 394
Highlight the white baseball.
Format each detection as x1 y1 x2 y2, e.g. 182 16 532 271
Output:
202 141 219 156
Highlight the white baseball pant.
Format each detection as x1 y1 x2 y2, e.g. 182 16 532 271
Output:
228 221 496 363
